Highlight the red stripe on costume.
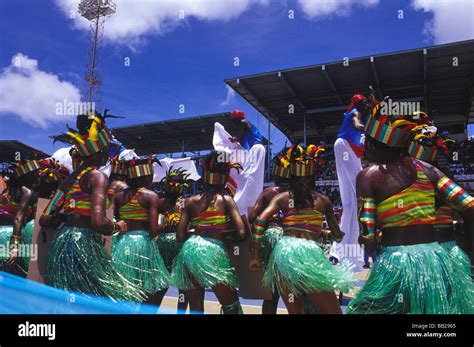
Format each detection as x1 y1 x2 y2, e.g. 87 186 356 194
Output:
349 142 364 158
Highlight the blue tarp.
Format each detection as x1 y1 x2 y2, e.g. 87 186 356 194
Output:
0 271 172 314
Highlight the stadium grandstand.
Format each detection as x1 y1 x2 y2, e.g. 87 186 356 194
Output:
0 140 49 168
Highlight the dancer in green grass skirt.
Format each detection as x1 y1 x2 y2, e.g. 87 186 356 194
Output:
250 144 352 314
347 101 474 314
0 156 44 277
112 157 171 305
41 113 144 302
406 115 472 278
172 152 246 314
156 167 190 312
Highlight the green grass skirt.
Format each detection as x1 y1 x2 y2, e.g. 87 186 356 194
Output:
46 226 145 302
260 226 283 268
112 230 171 295
263 236 354 296
347 242 474 314
0 222 34 275
172 235 238 290
439 240 471 276
156 232 183 272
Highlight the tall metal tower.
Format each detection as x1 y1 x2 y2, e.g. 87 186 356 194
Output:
78 0 116 112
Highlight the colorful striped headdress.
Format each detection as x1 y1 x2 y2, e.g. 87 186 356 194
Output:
365 92 433 148
38 158 69 183
200 152 242 185
288 144 325 177
54 112 114 158
12 159 42 177
160 167 190 194
111 158 127 176
406 112 455 162
124 156 160 179
272 146 291 179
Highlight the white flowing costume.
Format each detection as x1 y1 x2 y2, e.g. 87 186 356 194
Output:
212 122 265 216
331 137 363 269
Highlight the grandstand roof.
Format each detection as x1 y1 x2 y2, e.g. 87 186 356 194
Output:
225 39 474 144
0 140 50 163
109 112 267 155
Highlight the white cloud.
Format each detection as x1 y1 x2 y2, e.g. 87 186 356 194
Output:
297 0 379 19
55 0 270 49
220 85 236 107
411 0 474 44
0 53 81 128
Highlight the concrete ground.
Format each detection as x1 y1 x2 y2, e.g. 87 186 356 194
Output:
158 268 371 314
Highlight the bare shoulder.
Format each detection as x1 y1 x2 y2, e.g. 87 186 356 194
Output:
142 188 159 201
360 164 381 180
186 194 201 206
274 191 290 202
361 165 378 177
356 165 379 192
262 186 274 194
222 194 235 203
141 187 157 196
21 186 33 197
263 186 279 198
87 169 108 183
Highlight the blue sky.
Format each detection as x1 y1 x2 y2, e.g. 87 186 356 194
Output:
0 0 473 155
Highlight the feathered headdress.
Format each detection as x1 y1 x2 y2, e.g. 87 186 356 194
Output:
406 112 455 161
287 144 325 177
53 111 116 157
200 152 242 185
123 155 161 179
160 167 190 194
272 146 292 178
365 88 432 148
38 158 69 183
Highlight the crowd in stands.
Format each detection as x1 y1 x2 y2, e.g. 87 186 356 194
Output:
446 138 474 192
448 163 474 176
315 145 338 181
454 138 474 163
447 138 474 166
